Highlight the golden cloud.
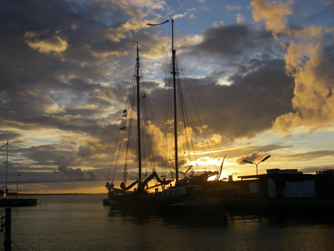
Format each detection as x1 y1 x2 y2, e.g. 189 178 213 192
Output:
117 0 166 10
24 31 68 54
252 0 334 135
251 0 292 38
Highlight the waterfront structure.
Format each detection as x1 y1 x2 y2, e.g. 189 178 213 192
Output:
316 169 334 198
237 169 316 198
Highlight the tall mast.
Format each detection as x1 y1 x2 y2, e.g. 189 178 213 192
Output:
146 19 178 181
135 42 142 187
171 19 179 181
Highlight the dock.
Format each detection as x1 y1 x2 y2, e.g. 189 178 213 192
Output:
0 198 37 207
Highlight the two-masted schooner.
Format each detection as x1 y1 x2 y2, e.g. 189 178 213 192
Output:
106 19 230 213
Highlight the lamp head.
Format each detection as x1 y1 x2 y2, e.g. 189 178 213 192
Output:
261 155 271 162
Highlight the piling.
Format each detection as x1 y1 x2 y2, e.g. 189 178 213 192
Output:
4 208 11 251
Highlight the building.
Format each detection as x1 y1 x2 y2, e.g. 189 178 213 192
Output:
316 169 334 198
237 169 316 198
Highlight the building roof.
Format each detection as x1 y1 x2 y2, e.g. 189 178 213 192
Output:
238 169 314 181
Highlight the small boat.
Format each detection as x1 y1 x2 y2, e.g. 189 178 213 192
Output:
106 19 232 213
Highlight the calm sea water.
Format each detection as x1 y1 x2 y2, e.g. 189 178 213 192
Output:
1 194 334 251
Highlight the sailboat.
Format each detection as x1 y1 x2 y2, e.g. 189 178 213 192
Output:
106 19 232 213
105 41 172 210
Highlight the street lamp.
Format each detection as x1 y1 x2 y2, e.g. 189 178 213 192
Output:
16 174 20 199
0 140 9 198
243 155 271 176
243 155 271 198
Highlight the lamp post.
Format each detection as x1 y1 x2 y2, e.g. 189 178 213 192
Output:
0 140 9 198
16 174 20 199
243 155 271 176
243 155 271 198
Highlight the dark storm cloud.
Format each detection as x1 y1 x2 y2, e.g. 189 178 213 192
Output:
56 164 100 181
171 23 295 142
195 25 250 56
191 24 274 58
162 59 294 141
234 151 266 165
3 165 103 184
0 131 22 141
0 0 144 161
23 144 78 167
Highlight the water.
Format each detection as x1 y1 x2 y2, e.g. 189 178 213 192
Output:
1 194 334 250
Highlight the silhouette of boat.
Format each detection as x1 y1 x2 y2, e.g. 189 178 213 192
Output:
105 19 231 213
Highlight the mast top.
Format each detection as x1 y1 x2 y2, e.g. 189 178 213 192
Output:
146 19 169 26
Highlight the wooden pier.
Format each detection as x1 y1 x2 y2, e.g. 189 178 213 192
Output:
0 198 37 207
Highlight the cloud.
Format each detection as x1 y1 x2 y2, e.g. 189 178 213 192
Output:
281 28 334 130
172 8 196 20
102 0 173 44
177 61 293 140
119 0 166 10
226 6 242 11
284 150 334 161
0 131 22 142
193 24 250 56
56 164 100 181
0 0 333 191
251 0 334 135
105 18 145 43
235 151 266 165
24 31 68 55
299 164 334 173
237 13 246 24
251 0 293 38
188 14 196 23
212 21 225 28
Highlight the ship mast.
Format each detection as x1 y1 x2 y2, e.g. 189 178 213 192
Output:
147 18 179 182
171 19 179 181
134 42 142 187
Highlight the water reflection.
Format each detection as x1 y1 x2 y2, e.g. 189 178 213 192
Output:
162 212 229 227
106 208 334 251
8 195 334 251
108 206 334 228
226 212 334 227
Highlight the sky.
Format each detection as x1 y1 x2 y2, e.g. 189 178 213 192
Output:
1 0 334 194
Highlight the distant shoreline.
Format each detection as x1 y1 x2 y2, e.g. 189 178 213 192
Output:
7 193 106 196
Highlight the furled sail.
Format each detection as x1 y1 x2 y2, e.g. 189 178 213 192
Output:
120 180 138 191
138 171 172 192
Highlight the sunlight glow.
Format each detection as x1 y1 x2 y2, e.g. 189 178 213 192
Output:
188 156 222 167
217 77 232 86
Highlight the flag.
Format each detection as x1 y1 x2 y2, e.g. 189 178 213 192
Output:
142 94 146 99
147 20 169 26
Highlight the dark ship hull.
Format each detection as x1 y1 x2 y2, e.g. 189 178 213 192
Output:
108 179 235 214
